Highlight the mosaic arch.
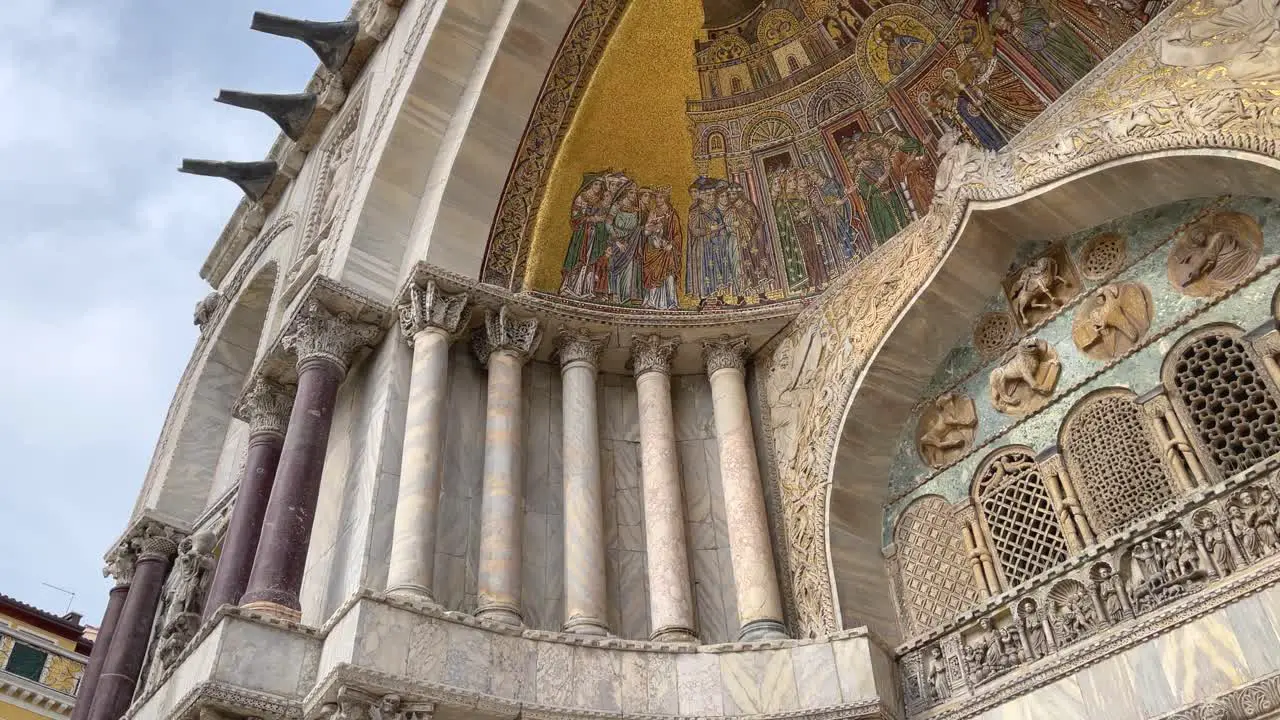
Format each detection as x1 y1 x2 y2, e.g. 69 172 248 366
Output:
482 0 1159 311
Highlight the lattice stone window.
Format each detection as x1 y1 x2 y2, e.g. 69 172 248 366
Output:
974 449 1069 587
1170 332 1280 477
1062 390 1179 534
894 496 980 636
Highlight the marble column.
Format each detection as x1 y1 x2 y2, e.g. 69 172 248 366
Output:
241 301 379 620
204 378 295 618
702 336 787 641
472 307 541 626
87 527 180 720
71 554 134 720
556 328 609 635
386 280 470 601
632 335 697 643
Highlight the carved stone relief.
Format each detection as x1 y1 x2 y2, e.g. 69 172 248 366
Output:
916 392 978 469
1045 579 1099 646
1077 232 1127 281
149 531 217 683
894 496 982 636
1071 282 1154 360
1002 245 1083 329
1123 525 1208 615
1167 211 1262 297
1159 0 1280 83
988 338 1061 416
974 449 1070 587
973 311 1018 361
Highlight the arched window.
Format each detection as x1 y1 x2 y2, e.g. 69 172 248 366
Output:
787 55 801 73
973 448 1069 587
1166 327 1280 478
893 495 980 635
1060 389 1179 534
708 132 725 155
731 76 745 94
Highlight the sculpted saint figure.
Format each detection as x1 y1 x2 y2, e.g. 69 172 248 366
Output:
927 646 950 702
1201 514 1235 575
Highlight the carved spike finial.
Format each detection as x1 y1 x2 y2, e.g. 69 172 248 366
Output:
178 159 278 201
250 11 358 72
215 90 318 141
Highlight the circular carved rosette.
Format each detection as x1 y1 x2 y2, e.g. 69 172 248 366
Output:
915 391 978 468
1070 281 1154 361
1077 232 1127 280
973 311 1018 360
1167 211 1262 297
987 337 1060 416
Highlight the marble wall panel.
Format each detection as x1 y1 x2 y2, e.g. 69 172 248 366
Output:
435 344 488 612
572 646 624 712
1075 655 1144 720
791 643 843 707
490 633 539 703
719 649 799 714
213 619 316 697
676 652 724 716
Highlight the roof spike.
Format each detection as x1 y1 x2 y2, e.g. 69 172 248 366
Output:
178 159 278 201
250 11 358 72
215 90 318 141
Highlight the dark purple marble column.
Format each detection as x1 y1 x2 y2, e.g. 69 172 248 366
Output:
87 530 178 720
240 301 378 621
71 581 128 720
203 379 294 619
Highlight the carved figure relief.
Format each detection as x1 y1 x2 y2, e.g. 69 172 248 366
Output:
1002 245 1082 328
1061 390 1178 534
1195 510 1235 577
148 532 216 682
1159 0 1280 82
1092 562 1129 623
973 311 1018 360
1229 488 1280 563
1077 231 1127 280
1070 282 1154 360
988 337 1061 416
1167 211 1262 297
974 449 1070 586
916 392 978 468
894 496 981 635
926 646 951 703
1047 579 1099 645
1018 598 1049 659
964 618 1018 684
193 292 222 332
1125 527 1207 614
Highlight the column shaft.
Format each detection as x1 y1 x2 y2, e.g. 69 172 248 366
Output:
71 584 128 720
636 367 697 642
88 546 174 720
241 357 345 616
476 350 526 625
204 431 284 616
561 355 608 634
387 328 453 599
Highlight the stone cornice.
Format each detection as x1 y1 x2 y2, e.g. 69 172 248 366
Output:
0 673 76 718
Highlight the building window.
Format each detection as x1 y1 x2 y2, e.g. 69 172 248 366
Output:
787 55 801 72
973 448 1070 587
731 76 744 94
5 642 47 683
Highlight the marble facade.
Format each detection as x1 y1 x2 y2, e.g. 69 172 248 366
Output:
84 0 1280 719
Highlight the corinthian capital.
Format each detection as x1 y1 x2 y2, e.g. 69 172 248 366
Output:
555 328 608 369
233 377 297 437
398 279 470 346
631 334 680 376
702 335 751 375
283 300 382 373
103 545 138 586
471 306 541 365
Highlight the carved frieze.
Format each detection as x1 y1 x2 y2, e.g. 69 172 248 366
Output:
1070 282 1154 360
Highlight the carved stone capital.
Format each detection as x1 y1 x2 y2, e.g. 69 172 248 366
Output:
397 280 470 346
554 328 608 369
128 521 184 562
631 334 680 376
471 306 541 365
1141 392 1174 418
103 544 138 586
702 335 751 375
319 685 432 720
233 377 296 437
283 300 381 373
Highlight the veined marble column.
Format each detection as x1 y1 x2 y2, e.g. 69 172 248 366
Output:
472 307 541 626
241 301 379 620
87 527 180 720
204 378 295 617
556 328 609 635
633 335 697 643
387 280 470 601
703 336 787 641
71 553 134 720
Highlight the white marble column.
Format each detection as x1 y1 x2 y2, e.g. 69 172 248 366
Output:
386 280 470 601
472 306 541 626
556 328 610 635
703 336 787 641
633 335 698 643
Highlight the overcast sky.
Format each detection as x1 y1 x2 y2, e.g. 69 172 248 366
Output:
0 0 348 624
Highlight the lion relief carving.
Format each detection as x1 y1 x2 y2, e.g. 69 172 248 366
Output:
989 337 1061 416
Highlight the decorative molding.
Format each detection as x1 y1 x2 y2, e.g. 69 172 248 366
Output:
703 335 751 375
1153 670 1280 720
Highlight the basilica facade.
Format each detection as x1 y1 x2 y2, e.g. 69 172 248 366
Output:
81 0 1280 719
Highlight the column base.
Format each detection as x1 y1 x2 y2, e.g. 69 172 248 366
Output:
386 584 436 605
475 602 523 627
650 625 698 644
738 619 788 642
239 600 303 624
562 615 610 636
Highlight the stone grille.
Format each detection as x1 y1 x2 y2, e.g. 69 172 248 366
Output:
895 496 980 636
974 312 1017 359
1063 393 1179 534
976 450 1069 586
1078 232 1126 280
1173 334 1280 477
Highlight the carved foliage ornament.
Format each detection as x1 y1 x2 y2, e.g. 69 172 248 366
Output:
973 311 1018 360
398 280 470 345
283 300 381 372
233 377 297 437
1167 211 1263 297
631 334 680 376
1070 281 1154 361
554 327 608 368
1077 232 1127 281
988 338 1061 416
471 306 541 364
916 391 978 469
703 335 751 375
1159 0 1280 83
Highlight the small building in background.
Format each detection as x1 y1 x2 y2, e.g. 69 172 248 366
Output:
0 594 92 720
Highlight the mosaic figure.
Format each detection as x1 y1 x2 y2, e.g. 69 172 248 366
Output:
687 177 737 300
640 187 682 310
